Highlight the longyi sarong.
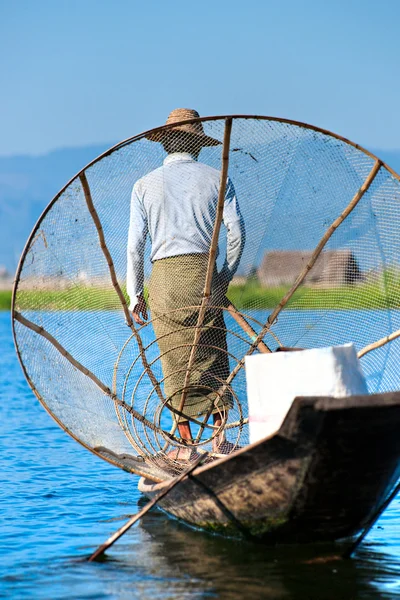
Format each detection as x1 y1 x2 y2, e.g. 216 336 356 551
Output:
148 253 232 422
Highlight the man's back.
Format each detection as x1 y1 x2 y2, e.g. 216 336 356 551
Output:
127 151 244 311
134 153 226 262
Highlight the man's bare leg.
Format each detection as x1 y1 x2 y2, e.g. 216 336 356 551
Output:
212 412 238 455
167 413 236 460
178 415 227 456
178 421 192 443
212 413 223 451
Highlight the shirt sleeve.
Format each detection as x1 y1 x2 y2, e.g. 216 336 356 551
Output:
220 177 246 283
127 183 148 311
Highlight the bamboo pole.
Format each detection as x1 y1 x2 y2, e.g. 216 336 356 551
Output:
225 301 270 353
14 311 167 437
79 172 164 404
202 119 233 301
358 329 400 358
87 453 206 561
80 172 131 324
213 159 383 402
176 118 233 424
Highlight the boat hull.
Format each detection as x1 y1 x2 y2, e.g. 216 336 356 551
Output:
138 392 400 543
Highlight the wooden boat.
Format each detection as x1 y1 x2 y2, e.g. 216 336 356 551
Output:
138 391 400 544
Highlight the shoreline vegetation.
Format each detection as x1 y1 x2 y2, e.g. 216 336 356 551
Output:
3 278 399 312
0 291 12 310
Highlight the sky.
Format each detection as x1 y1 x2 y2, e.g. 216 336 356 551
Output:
1 0 400 156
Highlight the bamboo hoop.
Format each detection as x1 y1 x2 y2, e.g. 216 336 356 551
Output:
358 329 400 358
112 300 271 445
116 356 238 460
176 118 233 427
212 159 383 401
123 366 229 458
129 344 241 429
79 172 164 405
123 335 242 412
150 381 242 460
115 316 245 457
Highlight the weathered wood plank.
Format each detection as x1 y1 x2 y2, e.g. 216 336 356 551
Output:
139 391 400 543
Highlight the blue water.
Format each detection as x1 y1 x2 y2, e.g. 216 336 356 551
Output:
1 310 400 599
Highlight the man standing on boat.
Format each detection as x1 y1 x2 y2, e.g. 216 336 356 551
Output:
127 108 245 458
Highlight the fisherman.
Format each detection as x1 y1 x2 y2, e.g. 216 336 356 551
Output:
127 108 245 459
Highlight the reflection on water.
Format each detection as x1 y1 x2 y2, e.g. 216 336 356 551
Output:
1 311 400 599
129 510 399 600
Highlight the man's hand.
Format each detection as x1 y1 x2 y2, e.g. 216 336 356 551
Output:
132 295 148 325
211 273 230 307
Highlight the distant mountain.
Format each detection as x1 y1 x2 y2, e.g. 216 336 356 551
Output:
0 143 399 275
0 144 111 274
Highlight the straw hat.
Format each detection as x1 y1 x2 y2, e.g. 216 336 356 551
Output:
146 108 220 146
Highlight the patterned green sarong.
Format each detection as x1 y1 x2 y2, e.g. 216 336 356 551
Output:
148 253 232 422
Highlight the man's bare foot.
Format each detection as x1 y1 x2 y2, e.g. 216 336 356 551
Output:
212 438 240 455
165 446 198 462
212 416 236 454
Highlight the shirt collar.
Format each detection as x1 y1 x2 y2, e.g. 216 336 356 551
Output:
163 152 197 165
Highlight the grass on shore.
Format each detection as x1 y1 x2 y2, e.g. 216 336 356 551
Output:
14 287 123 312
227 280 400 310
0 291 12 311
4 278 399 312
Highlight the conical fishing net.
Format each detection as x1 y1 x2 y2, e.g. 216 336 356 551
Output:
12 116 400 482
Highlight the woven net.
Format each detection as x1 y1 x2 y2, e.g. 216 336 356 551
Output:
12 116 400 481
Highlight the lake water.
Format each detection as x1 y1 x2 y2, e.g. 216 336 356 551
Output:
1 310 400 599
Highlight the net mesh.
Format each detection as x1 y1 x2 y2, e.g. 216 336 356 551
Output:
13 116 400 481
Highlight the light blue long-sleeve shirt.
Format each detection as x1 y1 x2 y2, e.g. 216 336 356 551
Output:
127 152 245 310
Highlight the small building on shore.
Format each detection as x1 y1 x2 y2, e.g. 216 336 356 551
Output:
257 250 362 287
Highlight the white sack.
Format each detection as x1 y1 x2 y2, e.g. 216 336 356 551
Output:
245 344 367 444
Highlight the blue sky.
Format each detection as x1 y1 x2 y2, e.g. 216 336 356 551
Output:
1 0 400 156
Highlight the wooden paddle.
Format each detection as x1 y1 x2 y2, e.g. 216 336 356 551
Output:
87 453 206 562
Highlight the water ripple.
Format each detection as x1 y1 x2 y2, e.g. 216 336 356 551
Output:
1 312 400 599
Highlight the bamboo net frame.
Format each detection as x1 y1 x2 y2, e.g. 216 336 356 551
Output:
12 114 400 480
